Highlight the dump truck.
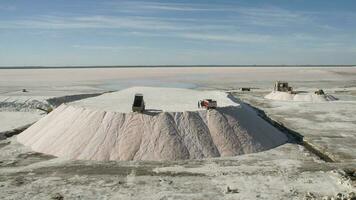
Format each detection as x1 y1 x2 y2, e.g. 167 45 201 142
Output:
315 89 325 95
198 99 217 110
132 93 145 113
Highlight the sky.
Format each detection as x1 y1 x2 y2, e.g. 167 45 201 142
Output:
0 0 355 66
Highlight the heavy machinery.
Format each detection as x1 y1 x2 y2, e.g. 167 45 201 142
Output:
315 89 325 95
132 93 145 113
274 81 293 92
36 107 53 114
198 99 217 110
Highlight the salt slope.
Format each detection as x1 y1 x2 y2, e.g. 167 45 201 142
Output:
18 87 288 161
265 91 338 102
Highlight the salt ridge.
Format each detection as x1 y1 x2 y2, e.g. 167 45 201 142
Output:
265 91 338 102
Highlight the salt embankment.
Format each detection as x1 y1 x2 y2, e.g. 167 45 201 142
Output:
265 91 338 102
17 87 288 161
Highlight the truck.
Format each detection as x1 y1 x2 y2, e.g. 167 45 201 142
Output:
274 81 293 93
198 99 217 110
132 93 145 113
315 89 325 95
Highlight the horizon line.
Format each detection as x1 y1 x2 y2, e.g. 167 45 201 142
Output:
0 65 356 69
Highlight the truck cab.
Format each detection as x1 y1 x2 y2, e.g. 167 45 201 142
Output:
274 81 293 93
132 93 145 113
199 99 217 110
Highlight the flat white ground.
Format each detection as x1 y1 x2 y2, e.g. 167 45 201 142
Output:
1 67 355 94
0 95 48 134
0 112 42 132
0 138 354 200
70 87 238 112
237 87 356 163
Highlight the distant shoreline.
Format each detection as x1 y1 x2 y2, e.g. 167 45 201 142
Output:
0 65 355 69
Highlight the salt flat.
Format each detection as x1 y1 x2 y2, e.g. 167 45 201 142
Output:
1 67 355 91
0 67 355 199
236 88 356 163
0 112 41 133
0 138 354 200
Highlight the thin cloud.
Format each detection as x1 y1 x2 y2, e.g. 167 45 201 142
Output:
180 33 273 43
72 44 149 51
111 1 228 12
138 4 214 11
0 1 352 47
0 2 337 32
111 1 312 27
0 15 233 31
0 15 178 30
119 31 273 44
0 5 16 11
234 6 311 27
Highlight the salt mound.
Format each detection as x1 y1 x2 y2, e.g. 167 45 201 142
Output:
265 91 338 102
17 87 288 161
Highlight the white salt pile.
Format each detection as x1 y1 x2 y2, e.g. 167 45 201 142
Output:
17 87 288 161
265 91 338 102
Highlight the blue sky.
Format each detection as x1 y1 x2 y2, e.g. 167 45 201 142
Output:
0 0 355 66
